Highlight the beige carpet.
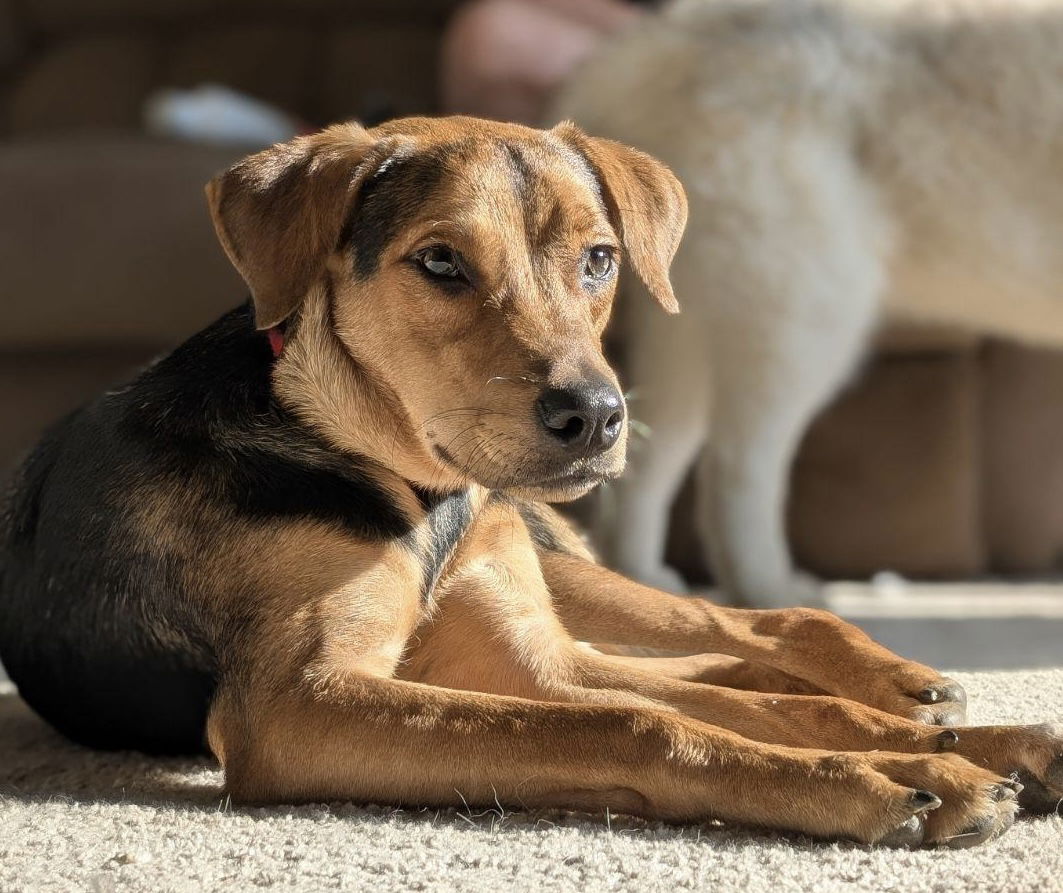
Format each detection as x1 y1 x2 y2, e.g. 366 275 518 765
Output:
2 672 1062 893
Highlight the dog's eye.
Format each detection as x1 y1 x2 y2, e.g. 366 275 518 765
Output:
584 246 616 281
416 246 463 280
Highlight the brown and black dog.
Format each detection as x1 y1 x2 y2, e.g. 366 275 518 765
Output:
1 117 1059 847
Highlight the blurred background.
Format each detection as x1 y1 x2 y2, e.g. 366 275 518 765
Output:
0 0 1061 670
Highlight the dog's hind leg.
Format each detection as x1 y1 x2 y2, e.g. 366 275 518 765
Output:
595 651 825 695
691 134 889 607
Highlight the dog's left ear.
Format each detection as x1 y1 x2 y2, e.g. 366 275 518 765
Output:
206 123 380 329
554 122 688 314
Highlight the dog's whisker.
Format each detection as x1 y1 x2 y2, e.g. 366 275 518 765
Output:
483 374 544 388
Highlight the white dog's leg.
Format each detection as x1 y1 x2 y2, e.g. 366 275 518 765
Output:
691 138 889 607
601 289 709 592
696 316 873 608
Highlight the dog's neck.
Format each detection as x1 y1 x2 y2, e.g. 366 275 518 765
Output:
270 286 472 495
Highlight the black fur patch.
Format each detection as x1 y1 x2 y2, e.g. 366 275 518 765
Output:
0 304 413 754
502 141 533 193
342 150 448 278
515 501 568 554
412 487 473 600
119 305 411 540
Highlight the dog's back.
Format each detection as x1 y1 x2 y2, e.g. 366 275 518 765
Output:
0 308 309 754
559 0 1063 340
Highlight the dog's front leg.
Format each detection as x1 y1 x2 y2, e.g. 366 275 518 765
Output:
543 552 969 726
206 669 1021 845
545 555 1063 820
564 645 1061 820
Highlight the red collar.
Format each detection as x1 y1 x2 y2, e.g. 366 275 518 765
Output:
267 326 285 358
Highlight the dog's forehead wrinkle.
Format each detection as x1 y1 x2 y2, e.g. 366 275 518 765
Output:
500 140 535 190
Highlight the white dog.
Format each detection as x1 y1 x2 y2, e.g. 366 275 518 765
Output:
554 0 1063 606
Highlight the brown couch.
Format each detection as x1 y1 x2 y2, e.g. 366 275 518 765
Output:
3 0 1063 584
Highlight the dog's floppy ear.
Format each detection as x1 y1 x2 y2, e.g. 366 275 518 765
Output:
205 123 378 329
554 122 687 314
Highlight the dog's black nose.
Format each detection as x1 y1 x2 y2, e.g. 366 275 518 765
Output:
537 381 625 453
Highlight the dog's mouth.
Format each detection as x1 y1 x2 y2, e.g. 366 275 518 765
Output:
432 442 621 495
526 466 613 490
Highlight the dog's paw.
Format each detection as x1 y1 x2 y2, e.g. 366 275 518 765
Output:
870 673 968 726
859 752 1019 848
902 677 969 726
957 722 1063 815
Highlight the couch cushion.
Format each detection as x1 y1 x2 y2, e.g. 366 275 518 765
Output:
981 341 1063 573
18 0 460 33
789 350 985 578
16 0 216 32
318 25 441 124
0 136 244 349
874 322 981 356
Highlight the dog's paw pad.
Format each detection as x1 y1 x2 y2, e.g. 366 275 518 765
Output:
880 814 927 848
1015 760 1063 814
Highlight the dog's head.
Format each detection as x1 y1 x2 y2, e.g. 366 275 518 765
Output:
207 116 686 500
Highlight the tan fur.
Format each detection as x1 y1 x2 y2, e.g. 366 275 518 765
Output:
195 116 1058 846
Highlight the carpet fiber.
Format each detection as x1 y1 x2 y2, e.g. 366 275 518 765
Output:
2 671 1062 892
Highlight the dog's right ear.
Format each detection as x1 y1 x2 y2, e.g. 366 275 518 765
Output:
206 123 379 330
553 122 687 314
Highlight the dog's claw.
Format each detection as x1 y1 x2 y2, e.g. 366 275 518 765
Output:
917 679 966 706
936 730 960 752
910 679 968 726
1000 776 1024 794
908 789 942 813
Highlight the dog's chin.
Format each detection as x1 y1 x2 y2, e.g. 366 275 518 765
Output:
490 460 624 502
504 473 609 502
430 440 624 498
